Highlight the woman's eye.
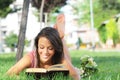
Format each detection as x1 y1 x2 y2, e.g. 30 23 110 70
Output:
39 46 44 49
49 47 53 50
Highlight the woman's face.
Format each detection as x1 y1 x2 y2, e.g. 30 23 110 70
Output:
38 37 55 64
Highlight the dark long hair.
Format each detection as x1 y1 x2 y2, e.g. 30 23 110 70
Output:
34 27 64 67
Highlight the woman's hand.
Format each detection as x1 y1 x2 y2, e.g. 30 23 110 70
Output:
54 14 65 39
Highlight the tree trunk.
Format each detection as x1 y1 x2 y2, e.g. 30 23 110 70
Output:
44 12 48 27
40 0 45 30
16 0 30 62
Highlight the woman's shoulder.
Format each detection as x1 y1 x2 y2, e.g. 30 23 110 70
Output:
23 50 36 62
26 50 36 56
25 50 36 68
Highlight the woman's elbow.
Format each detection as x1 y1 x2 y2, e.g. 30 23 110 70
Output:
71 73 81 80
6 66 19 76
70 68 81 80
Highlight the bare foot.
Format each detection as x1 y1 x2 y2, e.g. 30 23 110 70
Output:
54 14 65 39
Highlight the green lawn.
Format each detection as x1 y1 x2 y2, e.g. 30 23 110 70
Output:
70 50 120 80
0 50 120 80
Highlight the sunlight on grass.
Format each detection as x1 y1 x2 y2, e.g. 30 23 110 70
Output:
70 50 120 80
0 50 120 80
0 53 16 77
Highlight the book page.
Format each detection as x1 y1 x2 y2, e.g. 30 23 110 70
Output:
25 68 47 73
48 64 65 68
47 64 69 72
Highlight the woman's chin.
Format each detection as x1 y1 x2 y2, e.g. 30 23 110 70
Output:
41 58 50 63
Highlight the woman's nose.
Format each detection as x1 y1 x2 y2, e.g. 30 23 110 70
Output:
43 48 48 54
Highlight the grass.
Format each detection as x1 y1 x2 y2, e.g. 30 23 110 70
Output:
70 50 120 80
0 50 120 80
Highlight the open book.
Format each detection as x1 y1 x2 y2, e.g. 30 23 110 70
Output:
25 64 69 79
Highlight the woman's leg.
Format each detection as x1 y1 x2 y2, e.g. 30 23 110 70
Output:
54 14 71 61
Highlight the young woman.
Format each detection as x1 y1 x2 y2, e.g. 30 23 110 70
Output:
6 14 80 80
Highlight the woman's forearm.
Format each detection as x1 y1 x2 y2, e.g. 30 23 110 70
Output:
62 38 71 61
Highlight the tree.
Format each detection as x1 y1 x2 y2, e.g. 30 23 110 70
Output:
70 0 90 25
0 0 15 18
31 0 67 28
69 0 120 46
106 19 119 46
16 0 30 62
70 0 120 28
98 18 119 46
31 0 66 13
95 0 120 46
99 0 120 11
16 0 67 61
4 32 30 52
39 0 45 29
4 32 18 51
94 0 120 28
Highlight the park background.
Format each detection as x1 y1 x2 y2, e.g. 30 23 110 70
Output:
0 0 120 80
